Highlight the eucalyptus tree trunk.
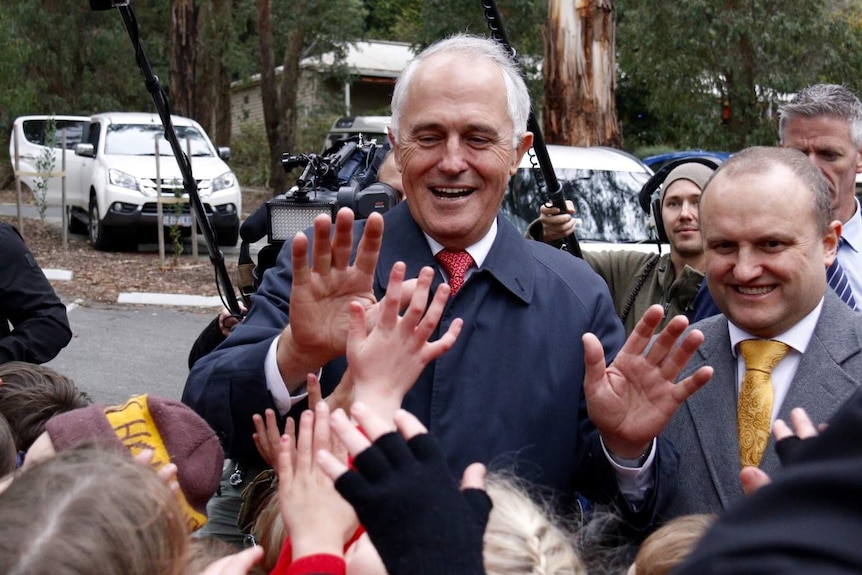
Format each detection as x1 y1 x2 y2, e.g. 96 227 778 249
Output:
257 0 304 192
170 0 197 118
544 0 621 147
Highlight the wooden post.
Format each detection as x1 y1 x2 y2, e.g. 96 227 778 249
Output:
156 137 165 264
186 137 198 258
61 129 68 249
13 129 23 234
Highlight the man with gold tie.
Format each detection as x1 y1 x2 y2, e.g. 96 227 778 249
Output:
662 145 862 518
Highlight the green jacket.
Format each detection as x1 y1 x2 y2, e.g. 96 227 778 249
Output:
582 250 704 335
525 221 704 335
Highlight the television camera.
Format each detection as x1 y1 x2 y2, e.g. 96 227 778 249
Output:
237 135 400 305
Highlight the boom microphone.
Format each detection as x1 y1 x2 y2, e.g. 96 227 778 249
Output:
90 0 127 10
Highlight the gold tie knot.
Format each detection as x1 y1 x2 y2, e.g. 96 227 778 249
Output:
739 339 791 374
737 339 790 468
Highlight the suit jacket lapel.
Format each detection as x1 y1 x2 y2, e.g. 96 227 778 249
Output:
375 203 439 296
767 292 862 470
682 317 746 506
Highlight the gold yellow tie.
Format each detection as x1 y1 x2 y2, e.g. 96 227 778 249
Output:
737 339 791 468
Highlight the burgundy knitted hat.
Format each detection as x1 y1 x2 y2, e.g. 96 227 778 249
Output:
44 394 224 531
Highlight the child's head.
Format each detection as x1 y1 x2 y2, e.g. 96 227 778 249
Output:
628 514 717 575
483 473 587 575
0 361 91 451
183 537 267 575
25 394 224 531
251 490 285 572
0 446 189 575
0 413 16 477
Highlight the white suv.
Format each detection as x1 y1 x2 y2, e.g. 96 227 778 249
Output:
9 112 242 251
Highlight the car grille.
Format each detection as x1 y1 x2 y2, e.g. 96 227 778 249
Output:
148 178 204 191
141 202 213 215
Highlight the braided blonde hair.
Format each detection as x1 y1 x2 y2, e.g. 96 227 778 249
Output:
483 474 587 575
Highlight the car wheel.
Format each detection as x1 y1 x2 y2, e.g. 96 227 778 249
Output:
88 197 115 251
216 222 239 246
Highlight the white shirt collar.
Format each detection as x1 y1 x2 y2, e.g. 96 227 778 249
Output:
424 218 497 268
728 297 824 356
841 197 862 253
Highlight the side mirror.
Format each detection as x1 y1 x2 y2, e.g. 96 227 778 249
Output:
75 143 95 158
218 147 231 161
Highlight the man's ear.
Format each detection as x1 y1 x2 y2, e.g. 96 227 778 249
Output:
510 132 534 175
824 220 842 267
388 128 403 172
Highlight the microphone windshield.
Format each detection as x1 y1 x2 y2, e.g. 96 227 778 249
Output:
90 0 120 10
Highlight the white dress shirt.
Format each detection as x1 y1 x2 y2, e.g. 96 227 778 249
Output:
728 298 824 422
838 198 862 301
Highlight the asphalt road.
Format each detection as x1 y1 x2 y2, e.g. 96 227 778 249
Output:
2 200 274 406
45 304 216 405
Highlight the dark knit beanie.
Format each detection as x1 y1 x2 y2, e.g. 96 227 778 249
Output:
44 394 224 531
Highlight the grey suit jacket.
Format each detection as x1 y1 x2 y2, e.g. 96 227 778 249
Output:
663 290 862 519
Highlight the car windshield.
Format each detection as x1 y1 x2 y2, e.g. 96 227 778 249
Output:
502 167 652 243
104 123 213 157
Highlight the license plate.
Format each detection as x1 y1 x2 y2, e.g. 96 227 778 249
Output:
163 214 193 227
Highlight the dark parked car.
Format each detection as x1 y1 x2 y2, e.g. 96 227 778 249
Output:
642 150 731 173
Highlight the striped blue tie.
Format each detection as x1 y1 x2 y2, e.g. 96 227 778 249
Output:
827 255 858 311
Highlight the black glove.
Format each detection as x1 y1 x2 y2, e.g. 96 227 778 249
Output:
334 431 491 575
775 435 808 466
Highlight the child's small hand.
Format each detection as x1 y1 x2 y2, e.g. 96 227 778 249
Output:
277 402 357 561
347 262 463 420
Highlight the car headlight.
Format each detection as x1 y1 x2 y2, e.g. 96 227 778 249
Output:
109 168 140 192
212 171 236 192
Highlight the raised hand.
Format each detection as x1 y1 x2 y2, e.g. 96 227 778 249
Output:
277 402 357 561
276 208 384 387
252 408 294 469
774 407 823 465
317 403 490 575
583 305 713 458
347 262 463 420
774 407 821 442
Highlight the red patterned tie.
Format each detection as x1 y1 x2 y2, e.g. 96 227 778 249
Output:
435 249 474 296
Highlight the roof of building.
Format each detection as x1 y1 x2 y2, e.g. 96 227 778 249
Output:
232 40 414 88
302 40 414 78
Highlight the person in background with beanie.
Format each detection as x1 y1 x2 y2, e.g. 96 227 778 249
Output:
531 160 716 335
19 393 224 531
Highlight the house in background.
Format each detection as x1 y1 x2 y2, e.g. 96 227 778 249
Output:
230 40 413 137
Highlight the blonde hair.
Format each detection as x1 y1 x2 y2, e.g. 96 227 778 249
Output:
483 474 587 575
632 514 716 575
183 537 266 575
251 490 286 573
0 446 188 575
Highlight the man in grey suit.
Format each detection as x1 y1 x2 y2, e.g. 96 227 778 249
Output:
662 146 862 519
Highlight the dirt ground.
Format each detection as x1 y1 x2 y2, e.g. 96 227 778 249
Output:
0 186 272 308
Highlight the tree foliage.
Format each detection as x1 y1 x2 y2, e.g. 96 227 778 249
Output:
616 0 862 151
3 0 862 188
